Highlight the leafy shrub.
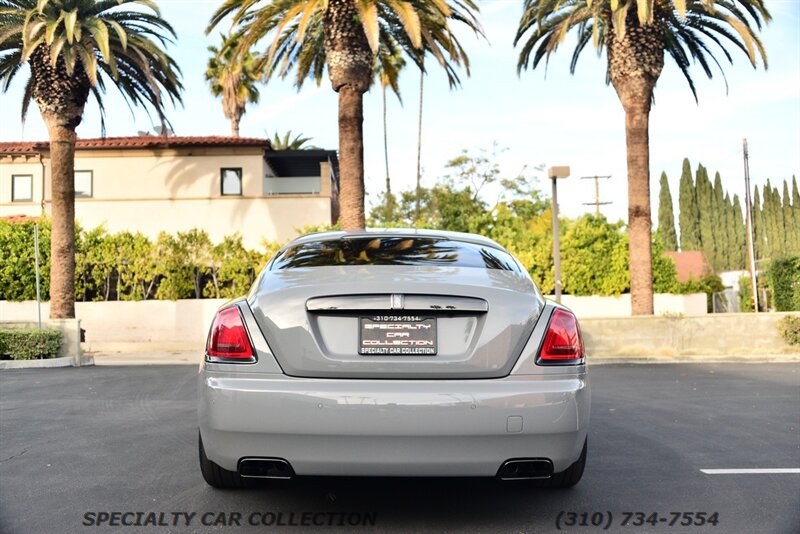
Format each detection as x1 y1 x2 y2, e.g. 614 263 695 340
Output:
652 239 680 293
676 274 725 312
0 328 62 360
767 256 800 312
560 215 629 296
778 315 800 346
0 218 51 301
739 274 754 312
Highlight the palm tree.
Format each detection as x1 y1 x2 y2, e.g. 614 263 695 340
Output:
515 0 769 315
208 0 482 231
0 0 183 319
205 33 260 137
375 37 405 196
269 129 315 149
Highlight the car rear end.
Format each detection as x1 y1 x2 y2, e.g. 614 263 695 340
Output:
198 231 589 485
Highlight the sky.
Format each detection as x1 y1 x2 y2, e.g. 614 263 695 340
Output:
1 0 798 226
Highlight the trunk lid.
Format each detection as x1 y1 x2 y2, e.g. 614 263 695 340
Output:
248 265 543 379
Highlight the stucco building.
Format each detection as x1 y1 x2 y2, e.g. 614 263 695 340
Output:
0 136 338 248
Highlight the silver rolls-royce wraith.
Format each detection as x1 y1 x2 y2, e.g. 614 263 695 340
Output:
198 229 590 488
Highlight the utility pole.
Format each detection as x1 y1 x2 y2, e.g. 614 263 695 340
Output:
549 166 571 303
414 65 424 222
580 175 612 216
34 222 42 329
742 139 759 312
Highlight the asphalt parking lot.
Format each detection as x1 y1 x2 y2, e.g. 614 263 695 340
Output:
1 363 798 534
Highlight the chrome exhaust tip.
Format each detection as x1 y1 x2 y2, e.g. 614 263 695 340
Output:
497 458 553 480
238 458 295 479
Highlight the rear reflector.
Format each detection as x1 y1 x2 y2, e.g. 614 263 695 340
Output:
206 307 255 362
539 309 584 363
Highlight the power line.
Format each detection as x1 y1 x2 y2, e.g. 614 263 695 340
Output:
580 175 612 216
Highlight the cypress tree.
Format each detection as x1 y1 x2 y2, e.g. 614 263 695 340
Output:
678 158 700 251
793 176 800 252
657 171 678 250
793 176 800 206
767 182 784 258
776 183 787 255
783 180 795 254
762 182 772 259
722 192 734 270
753 187 765 261
697 165 716 271
712 172 727 270
733 194 746 270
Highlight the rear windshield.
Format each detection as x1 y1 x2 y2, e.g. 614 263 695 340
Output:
270 237 521 272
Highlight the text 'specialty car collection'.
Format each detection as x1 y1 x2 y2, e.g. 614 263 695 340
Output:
198 229 590 488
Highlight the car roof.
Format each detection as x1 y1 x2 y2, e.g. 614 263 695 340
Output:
287 228 506 251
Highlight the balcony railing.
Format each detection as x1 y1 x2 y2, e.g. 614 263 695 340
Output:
263 176 320 195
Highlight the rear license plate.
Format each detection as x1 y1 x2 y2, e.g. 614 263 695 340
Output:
359 316 437 355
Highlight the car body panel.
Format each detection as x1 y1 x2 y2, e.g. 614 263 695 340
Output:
198 369 589 476
199 229 589 480
248 265 544 379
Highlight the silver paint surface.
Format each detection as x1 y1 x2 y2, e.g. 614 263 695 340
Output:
199 230 589 477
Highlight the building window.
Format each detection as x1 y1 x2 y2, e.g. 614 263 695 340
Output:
75 170 93 198
221 168 243 196
11 174 33 202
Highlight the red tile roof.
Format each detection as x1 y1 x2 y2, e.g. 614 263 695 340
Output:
0 136 271 154
664 251 710 281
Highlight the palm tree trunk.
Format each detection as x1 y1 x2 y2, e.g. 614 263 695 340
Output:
231 115 240 137
606 8 664 316
324 0 371 231
338 86 365 230
624 103 654 315
43 116 77 319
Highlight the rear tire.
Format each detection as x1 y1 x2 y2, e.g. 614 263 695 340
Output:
545 439 587 489
198 432 247 489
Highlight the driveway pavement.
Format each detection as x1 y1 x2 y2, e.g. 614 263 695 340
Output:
1 363 798 533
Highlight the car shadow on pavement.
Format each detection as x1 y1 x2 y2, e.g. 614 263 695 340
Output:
204 476 578 531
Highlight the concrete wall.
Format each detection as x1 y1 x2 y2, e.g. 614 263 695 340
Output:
0 318 83 364
581 312 799 356
1 300 226 353
550 293 707 318
3 300 796 357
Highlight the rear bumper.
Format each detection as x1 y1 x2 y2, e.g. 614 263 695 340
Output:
198 369 590 476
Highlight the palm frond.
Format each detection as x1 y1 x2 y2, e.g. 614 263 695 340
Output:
0 0 183 132
515 0 770 101
207 0 483 94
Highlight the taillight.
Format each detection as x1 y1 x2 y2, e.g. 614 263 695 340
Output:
538 309 585 364
206 306 255 362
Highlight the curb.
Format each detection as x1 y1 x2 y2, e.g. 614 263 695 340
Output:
0 354 94 370
590 353 800 364
590 357 800 365
92 353 201 366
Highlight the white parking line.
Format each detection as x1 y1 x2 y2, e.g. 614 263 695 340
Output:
701 468 800 475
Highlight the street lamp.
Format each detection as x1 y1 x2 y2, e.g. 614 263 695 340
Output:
548 166 570 303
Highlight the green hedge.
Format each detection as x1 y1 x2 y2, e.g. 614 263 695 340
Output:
0 219 335 302
0 328 63 360
767 256 800 312
778 316 800 346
